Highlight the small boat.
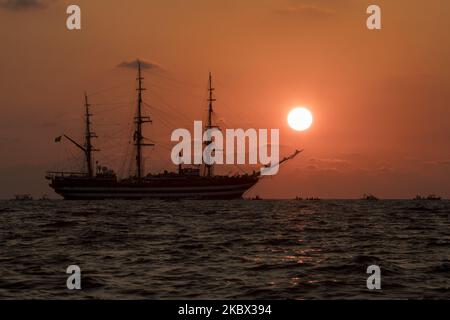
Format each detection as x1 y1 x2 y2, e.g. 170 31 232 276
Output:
295 196 303 200
426 195 442 201
14 194 33 201
251 195 263 201
306 197 321 201
361 194 379 201
413 194 442 201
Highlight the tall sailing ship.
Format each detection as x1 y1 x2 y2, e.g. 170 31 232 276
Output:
46 62 300 200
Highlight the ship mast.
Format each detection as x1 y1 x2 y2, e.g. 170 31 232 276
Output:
84 92 97 177
61 93 98 177
204 72 216 177
134 60 153 182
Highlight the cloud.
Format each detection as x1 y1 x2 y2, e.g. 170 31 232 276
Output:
275 4 333 18
0 0 47 10
307 158 350 169
117 59 163 71
423 160 450 167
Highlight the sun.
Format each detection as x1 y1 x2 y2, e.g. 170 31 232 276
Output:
288 107 313 131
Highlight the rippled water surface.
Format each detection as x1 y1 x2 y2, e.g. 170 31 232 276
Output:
0 200 448 299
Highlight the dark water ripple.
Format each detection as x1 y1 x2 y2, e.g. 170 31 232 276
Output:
0 200 449 299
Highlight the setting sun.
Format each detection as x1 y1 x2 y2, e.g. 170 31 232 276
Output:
288 107 313 131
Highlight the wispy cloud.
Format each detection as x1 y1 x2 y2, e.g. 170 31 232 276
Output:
117 59 163 71
275 4 333 18
0 0 47 10
424 160 450 167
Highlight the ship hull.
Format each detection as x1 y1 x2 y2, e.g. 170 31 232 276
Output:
48 175 259 200
55 184 256 200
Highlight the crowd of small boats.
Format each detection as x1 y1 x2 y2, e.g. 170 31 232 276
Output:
359 194 443 201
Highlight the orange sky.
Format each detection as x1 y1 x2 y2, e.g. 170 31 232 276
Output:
0 0 449 199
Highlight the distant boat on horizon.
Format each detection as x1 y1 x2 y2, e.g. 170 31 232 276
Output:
361 194 379 201
413 194 442 201
13 194 33 201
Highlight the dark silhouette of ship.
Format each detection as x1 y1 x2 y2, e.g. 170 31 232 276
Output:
46 62 301 200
